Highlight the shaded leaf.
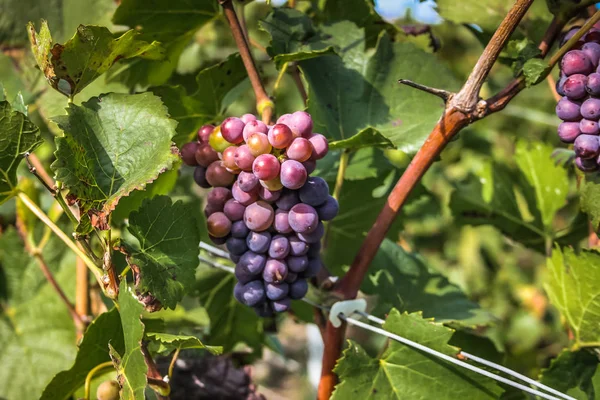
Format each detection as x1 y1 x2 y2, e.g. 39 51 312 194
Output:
151 54 247 145
110 281 147 400
0 99 42 204
545 247 600 348
329 128 394 151
195 267 264 355
313 148 394 181
500 38 542 75
122 196 200 310
28 21 164 97
580 173 600 228
539 349 599 400
522 58 550 87
362 239 494 327
51 92 179 233
332 310 503 399
41 308 125 400
146 332 222 355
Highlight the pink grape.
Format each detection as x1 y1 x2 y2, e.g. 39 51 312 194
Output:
280 160 307 190
580 119 599 135
242 120 268 142
268 124 294 149
247 133 272 156
238 171 259 192
308 133 329 160
221 146 239 170
274 209 292 234
181 142 199 166
289 111 313 138
582 42 600 67
288 203 319 233
206 187 232 212
244 201 275 231
232 181 259 206
558 122 581 143
241 113 257 124
259 186 281 203
277 113 292 125
253 154 280 180
263 258 288 283
195 143 219 167
221 117 245 144
561 50 593 76
286 137 312 161
206 161 235 187
198 124 215 143
234 145 255 171
207 212 231 238
224 199 246 221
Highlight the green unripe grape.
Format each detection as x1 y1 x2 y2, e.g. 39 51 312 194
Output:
208 126 230 153
96 380 120 400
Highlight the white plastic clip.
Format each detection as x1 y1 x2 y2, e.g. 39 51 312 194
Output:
329 299 367 328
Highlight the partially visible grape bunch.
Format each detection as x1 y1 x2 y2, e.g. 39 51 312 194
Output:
181 112 337 316
556 24 600 172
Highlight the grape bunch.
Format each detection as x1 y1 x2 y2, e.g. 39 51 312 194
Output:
556 24 600 172
181 111 337 316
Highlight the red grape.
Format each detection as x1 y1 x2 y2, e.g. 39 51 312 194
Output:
198 124 215 143
206 161 235 187
286 137 312 161
221 117 245 144
181 142 199 166
195 143 219 167
268 124 293 149
234 145 255 171
222 146 240 171
207 212 232 238
253 154 280 180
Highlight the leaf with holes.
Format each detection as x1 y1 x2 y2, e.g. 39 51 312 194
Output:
0 99 42 205
332 310 503 399
51 92 179 233
545 247 600 348
122 195 200 310
28 21 164 97
110 281 147 400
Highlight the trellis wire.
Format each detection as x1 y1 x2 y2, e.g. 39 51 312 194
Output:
198 242 574 400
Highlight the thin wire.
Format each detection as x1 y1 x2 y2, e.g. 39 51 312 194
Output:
198 243 573 400
339 314 563 400
199 241 231 260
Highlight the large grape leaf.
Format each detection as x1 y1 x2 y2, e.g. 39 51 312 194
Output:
146 332 222 355
329 128 394 151
332 310 503 399
51 92 179 232
261 9 460 153
28 21 164 97
41 308 125 400
110 281 147 400
195 267 265 355
579 173 600 229
0 99 42 205
110 0 220 86
121 195 200 309
545 247 600 348
150 54 247 145
539 349 599 400
0 242 77 400
362 239 494 327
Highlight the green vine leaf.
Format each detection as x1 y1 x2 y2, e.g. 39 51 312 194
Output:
146 332 222 355
110 281 147 400
28 21 164 97
122 195 200 310
51 92 179 233
545 247 600 348
329 128 394 151
0 99 42 205
539 349 599 399
41 308 125 400
332 310 503 399
150 54 247 145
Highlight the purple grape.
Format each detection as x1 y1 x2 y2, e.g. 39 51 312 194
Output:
254 302 274 317
276 113 292 126
258 186 281 203
561 27 580 46
226 237 248 256
232 181 258 206
303 258 321 278
576 156 599 172
285 272 298 283
297 221 324 243
307 134 329 160
221 117 245 144
244 201 275 231
587 72 600 95
239 280 265 306
316 196 339 221
287 255 308 272
299 177 329 206
288 203 319 233
238 251 267 275
273 209 292 234
206 161 235 187
238 171 259 192
198 124 215 143
209 234 227 245
280 160 308 190
269 235 290 259
302 159 317 174
246 231 272 253
272 297 291 312
230 220 250 238
289 111 313 138
307 240 321 258
563 74 587 99
224 199 246 221
582 42 600 67
275 189 300 211
193 166 211 188
556 97 582 121
234 282 244 303
181 142 199 166
231 254 241 263
265 282 289 301
558 122 581 143
241 113 257 124
289 236 308 256
207 212 231 238
574 134 600 159
234 264 254 284
207 187 232 212
582 97 600 120
289 279 308 299
556 74 567 96
561 50 593 76
580 119 599 135
242 119 268 142
195 143 219 167
263 258 288 283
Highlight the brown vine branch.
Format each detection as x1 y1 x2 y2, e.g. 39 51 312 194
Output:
142 342 170 399
76 256 90 338
220 0 274 124
317 0 555 398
